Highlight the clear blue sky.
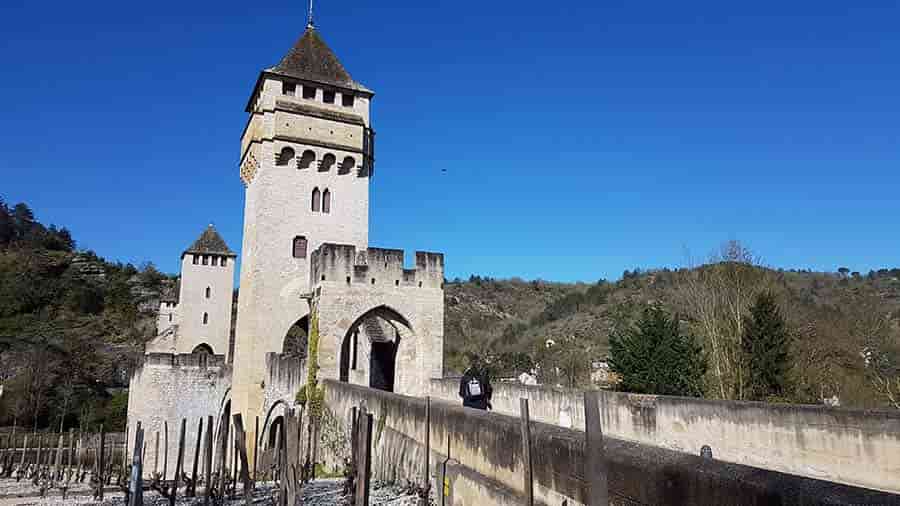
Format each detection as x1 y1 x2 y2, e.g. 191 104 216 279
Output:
2 1 899 282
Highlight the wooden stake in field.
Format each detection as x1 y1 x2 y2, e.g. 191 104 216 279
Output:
420 397 432 506
350 407 358 476
124 425 129 476
519 398 534 506
253 415 259 481
36 433 44 469
355 407 373 506
20 434 29 468
232 414 253 505
283 409 299 506
98 425 106 500
67 429 74 472
189 417 203 497
163 421 169 481
174 418 187 499
75 432 82 475
153 431 159 476
203 415 214 506
216 410 230 497
128 422 144 506
54 433 64 482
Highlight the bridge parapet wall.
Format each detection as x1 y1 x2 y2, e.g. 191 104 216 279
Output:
429 377 900 495
325 380 900 506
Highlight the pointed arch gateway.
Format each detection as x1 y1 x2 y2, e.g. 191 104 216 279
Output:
338 305 414 393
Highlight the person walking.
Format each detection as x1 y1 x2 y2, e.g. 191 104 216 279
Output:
459 360 493 410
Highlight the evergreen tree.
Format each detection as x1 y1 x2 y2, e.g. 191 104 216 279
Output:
609 305 706 397
11 203 35 239
0 199 12 246
742 291 792 401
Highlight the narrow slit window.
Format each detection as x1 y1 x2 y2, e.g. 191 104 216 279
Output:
311 188 321 212
205 287 211 299
202 312 209 325
322 189 331 214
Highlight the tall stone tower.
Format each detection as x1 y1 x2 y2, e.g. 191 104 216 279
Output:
232 23 375 425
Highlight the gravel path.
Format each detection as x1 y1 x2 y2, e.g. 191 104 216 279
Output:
0 478 433 506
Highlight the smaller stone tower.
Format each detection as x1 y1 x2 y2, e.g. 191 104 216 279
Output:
177 225 236 358
146 225 236 359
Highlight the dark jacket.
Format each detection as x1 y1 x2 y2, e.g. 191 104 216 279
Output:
459 368 493 410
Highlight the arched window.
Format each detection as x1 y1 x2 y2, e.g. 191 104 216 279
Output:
192 343 214 355
339 156 355 175
205 287 211 299
202 313 209 325
299 150 315 170
319 153 336 172
311 188 321 212
322 189 331 214
277 147 295 166
293 236 308 259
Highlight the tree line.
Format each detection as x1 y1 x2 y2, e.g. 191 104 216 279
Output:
0 199 164 432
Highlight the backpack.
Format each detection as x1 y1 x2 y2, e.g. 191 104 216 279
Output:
466 377 484 399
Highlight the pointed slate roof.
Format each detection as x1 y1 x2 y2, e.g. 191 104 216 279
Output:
184 225 236 257
266 27 372 93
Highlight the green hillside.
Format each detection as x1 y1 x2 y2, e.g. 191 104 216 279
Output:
0 199 168 431
444 246 900 410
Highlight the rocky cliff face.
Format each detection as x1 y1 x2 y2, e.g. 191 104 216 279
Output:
69 253 107 282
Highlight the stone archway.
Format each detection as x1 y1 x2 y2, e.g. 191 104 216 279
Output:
338 306 414 393
259 399 288 450
192 343 214 355
283 315 309 358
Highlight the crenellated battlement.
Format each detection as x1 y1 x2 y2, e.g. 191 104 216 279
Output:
142 352 228 369
310 243 444 289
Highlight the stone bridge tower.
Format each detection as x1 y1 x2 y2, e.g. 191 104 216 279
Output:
232 24 376 430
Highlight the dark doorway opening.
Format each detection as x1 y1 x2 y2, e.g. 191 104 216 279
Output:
268 415 284 449
283 315 309 358
369 335 399 392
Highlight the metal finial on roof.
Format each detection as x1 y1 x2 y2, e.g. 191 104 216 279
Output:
307 0 315 29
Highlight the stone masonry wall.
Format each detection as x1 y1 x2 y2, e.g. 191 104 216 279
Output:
429 378 900 494
311 244 444 397
127 353 231 479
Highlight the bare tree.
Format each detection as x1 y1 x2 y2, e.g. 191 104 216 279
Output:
677 240 775 400
20 346 57 430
